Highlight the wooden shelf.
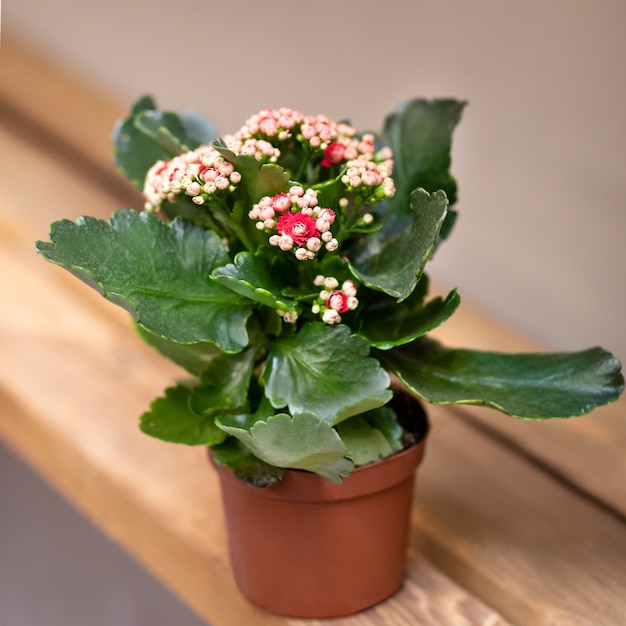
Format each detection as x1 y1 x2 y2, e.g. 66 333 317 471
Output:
1 37 624 626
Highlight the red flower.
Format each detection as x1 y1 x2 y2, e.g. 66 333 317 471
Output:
321 142 346 167
277 212 320 246
327 290 349 313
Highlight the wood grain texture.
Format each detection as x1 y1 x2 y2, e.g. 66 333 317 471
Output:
415 410 626 625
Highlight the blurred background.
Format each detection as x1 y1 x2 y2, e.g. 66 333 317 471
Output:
2 1 624 624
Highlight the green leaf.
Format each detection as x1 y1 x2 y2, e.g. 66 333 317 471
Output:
384 98 465 208
178 109 218 147
134 323 223 376
217 412 354 483
335 406 404 466
134 110 192 156
261 322 392 423
212 251 297 312
189 348 257 414
348 188 448 300
379 338 624 419
112 96 218 190
140 384 226 445
211 438 286 487
359 279 460 349
213 140 290 202
36 210 253 352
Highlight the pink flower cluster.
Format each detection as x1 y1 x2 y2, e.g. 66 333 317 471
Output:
224 108 396 201
249 186 338 260
340 141 395 199
143 146 241 210
312 276 359 325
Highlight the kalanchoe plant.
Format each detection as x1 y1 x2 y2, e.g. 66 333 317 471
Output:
36 96 624 486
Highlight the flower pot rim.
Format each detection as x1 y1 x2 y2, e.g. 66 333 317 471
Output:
209 434 427 503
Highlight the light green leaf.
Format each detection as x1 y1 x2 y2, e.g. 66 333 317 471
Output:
261 322 392 424
348 188 448 300
379 338 624 419
211 438 286 487
140 385 226 445
212 251 297 312
217 412 354 483
335 406 404 466
36 210 253 352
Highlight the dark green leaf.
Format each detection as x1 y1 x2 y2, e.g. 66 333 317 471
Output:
134 110 191 156
112 96 218 190
384 98 465 208
36 210 253 351
139 384 226 445
112 97 175 190
379 338 624 419
359 281 460 349
217 412 354 483
189 348 257 414
212 251 297 312
134 323 223 375
178 109 218 147
261 322 392 423
348 188 448 300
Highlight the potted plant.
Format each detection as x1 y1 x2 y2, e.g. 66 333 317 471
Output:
36 97 623 618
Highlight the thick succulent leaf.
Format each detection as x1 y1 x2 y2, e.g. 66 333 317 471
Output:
335 417 393 466
134 110 192 156
217 412 354 483
134 323 223 376
348 188 448 300
212 251 297 312
335 407 404 466
213 140 290 202
36 210 253 351
379 338 624 419
139 384 226 445
189 348 257 414
359 285 460 349
211 438 286 487
112 96 217 190
178 109 218 147
384 98 465 208
261 322 392 424
363 405 406 449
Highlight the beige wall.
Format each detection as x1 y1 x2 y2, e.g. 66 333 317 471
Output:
6 0 625 363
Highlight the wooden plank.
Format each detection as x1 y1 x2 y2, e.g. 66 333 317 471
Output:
414 409 626 625
0 36 126 178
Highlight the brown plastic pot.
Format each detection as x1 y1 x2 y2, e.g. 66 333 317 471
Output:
209 424 427 618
